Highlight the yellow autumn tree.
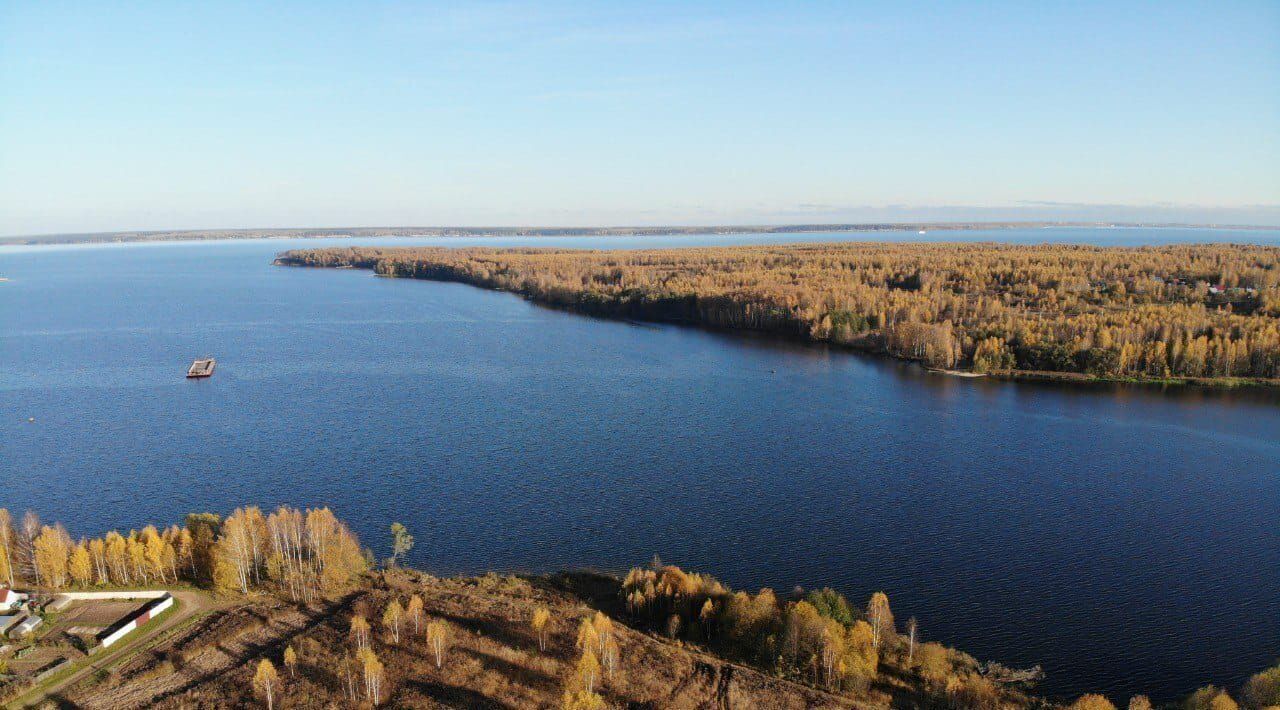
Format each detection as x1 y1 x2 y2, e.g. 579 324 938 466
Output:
361 648 385 705
562 688 606 710
253 658 279 710
283 645 297 678
915 642 951 690
1070 694 1118 710
532 607 551 652
1241 661 1280 709
0 509 14 587
141 525 167 582
68 542 93 587
349 614 371 651
1185 687 1239 710
87 537 108 585
591 612 619 680
865 592 895 649
103 531 128 584
33 525 71 589
425 619 451 669
575 618 598 656
407 594 424 633
126 536 147 584
382 599 403 644
570 647 600 695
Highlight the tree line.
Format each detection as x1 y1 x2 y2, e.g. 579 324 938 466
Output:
279 242 1280 381
0 506 367 599
619 561 1280 710
620 561 1007 703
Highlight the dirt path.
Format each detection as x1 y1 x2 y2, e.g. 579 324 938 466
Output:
7 590 223 709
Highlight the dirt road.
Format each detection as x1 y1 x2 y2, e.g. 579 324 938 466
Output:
7 590 224 709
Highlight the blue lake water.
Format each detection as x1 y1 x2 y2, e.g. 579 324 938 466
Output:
1 227 1278 700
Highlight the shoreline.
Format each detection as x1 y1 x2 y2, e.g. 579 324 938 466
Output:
6 221 1280 247
275 256 1280 392
989 369 1280 390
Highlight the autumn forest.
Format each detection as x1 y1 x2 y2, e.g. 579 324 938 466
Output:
278 242 1280 384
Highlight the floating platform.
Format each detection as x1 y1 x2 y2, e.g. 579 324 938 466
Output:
187 359 216 378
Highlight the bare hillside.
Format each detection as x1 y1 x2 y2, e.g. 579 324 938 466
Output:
64 571 874 709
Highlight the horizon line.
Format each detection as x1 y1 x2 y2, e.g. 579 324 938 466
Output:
6 220 1280 244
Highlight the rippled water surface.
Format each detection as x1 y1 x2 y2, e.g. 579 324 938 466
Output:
2 228 1278 700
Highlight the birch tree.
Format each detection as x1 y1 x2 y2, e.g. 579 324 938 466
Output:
69 542 92 587
531 607 551 652
819 622 844 688
591 612 618 680
105 531 129 584
88 537 108 585
127 536 147 583
573 647 600 695
216 511 256 593
33 525 71 589
426 620 451 669
906 616 918 665
865 592 895 649
341 653 359 703
361 648 384 705
0 509 14 587
253 658 279 710
382 600 403 644
575 618 598 657
283 645 297 678
20 511 39 583
141 526 166 582
407 594 424 633
388 522 413 567
350 615 371 652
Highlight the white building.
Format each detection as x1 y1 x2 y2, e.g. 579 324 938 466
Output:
0 588 27 610
11 615 41 637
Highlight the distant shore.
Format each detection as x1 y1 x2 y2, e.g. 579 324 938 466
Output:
3 221 1279 247
276 244 1280 391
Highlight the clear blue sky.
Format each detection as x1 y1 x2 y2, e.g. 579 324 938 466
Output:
1 1 1277 235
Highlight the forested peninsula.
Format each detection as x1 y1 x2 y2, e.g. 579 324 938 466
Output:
276 243 1280 386
3 506 1277 709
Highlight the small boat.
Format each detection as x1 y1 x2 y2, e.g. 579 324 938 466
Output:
187 359 216 378
918 230 927 235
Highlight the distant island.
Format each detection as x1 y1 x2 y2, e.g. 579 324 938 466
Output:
277 242 1280 388
2 221 1278 246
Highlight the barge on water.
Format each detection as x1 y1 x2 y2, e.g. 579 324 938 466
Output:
187 358 216 378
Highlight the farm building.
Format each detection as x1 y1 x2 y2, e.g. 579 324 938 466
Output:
11 615 42 637
96 592 174 649
44 595 73 612
0 588 28 610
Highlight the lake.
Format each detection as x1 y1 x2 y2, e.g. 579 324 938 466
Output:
1 227 1278 701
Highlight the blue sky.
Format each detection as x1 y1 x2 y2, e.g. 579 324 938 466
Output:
1 1 1277 235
